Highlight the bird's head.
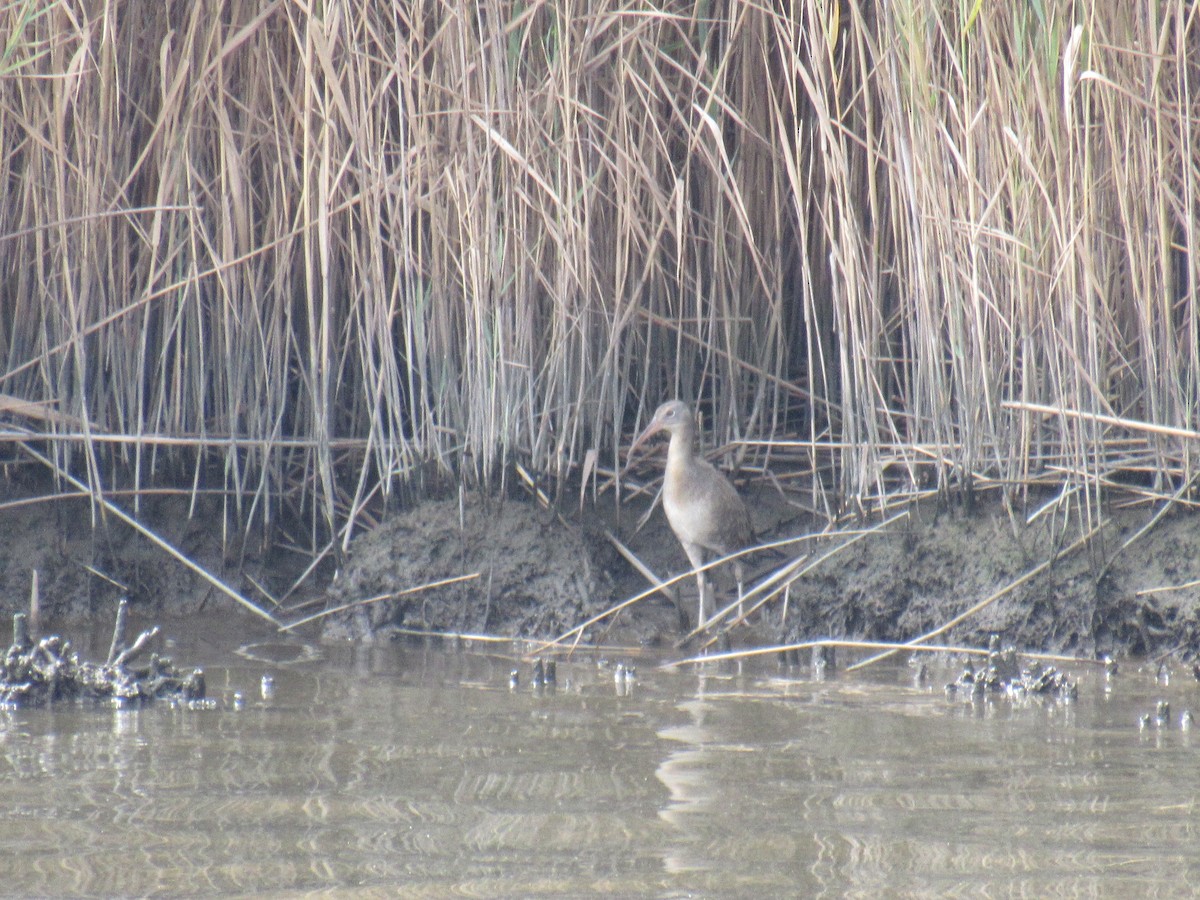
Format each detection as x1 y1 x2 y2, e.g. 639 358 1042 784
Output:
628 399 694 458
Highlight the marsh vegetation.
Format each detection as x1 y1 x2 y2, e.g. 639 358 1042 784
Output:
1 1 1198 650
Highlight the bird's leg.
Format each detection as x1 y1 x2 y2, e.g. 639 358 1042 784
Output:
695 572 711 631
733 559 746 622
682 543 709 630
670 597 690 633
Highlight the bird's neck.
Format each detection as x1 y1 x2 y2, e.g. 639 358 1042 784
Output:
666 422 697 471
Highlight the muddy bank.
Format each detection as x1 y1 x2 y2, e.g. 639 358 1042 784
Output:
2 473 1200 659
770 499 1200 659
278 492 1200 661
0 472 323 627
322 497 613 640
0 491 260 623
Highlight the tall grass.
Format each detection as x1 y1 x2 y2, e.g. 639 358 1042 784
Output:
0 0 1197 548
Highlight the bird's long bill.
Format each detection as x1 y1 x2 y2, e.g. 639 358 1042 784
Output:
624 417 672 472
626 419 666 465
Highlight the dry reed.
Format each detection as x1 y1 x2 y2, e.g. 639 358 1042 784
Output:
0 0 1196 557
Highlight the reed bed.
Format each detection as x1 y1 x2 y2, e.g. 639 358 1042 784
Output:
0 0 1197 551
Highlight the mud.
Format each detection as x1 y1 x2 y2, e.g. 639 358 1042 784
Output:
3 471 1200 659
772 498 1200 659
0 489 258 624
321 496 612 640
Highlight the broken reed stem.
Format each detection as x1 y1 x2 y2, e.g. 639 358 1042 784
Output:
106 597 129 666
278 571 482 633
537 565 714 655
695 511 910 638
846 521 1108 672
1117 474 1200 556
112 626 160 668
0 427 373 450
602 528 680 607
1003 402 1200 444
1138 578 1200 597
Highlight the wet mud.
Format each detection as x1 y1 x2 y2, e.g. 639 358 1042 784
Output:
322 496 612 640
2 475 1200 659
771 498 1200 659
0 491 255 623
0 601 205 706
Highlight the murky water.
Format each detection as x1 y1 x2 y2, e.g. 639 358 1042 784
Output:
2 620 1199 898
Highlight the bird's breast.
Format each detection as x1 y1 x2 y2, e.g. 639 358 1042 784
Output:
663 463 732 551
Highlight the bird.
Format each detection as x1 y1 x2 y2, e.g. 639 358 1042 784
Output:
628 399 753 630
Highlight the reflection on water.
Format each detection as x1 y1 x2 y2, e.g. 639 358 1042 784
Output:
2 620 1199 897
657 678 725 877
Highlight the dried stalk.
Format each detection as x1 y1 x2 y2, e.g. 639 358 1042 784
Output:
0 0 1195 568
279 572 481 633
662 638 1110 671
19 442 279 626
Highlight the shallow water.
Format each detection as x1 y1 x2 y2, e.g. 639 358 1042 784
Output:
2 620 1198 898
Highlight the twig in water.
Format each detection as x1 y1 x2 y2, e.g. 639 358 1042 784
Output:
106 598 129 666
662 637 1109 671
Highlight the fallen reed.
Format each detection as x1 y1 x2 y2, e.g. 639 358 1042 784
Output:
0 0 1196 552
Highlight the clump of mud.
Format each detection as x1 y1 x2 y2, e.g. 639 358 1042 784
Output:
1 602 206 707
940 636 1078 702
323 497 612 640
